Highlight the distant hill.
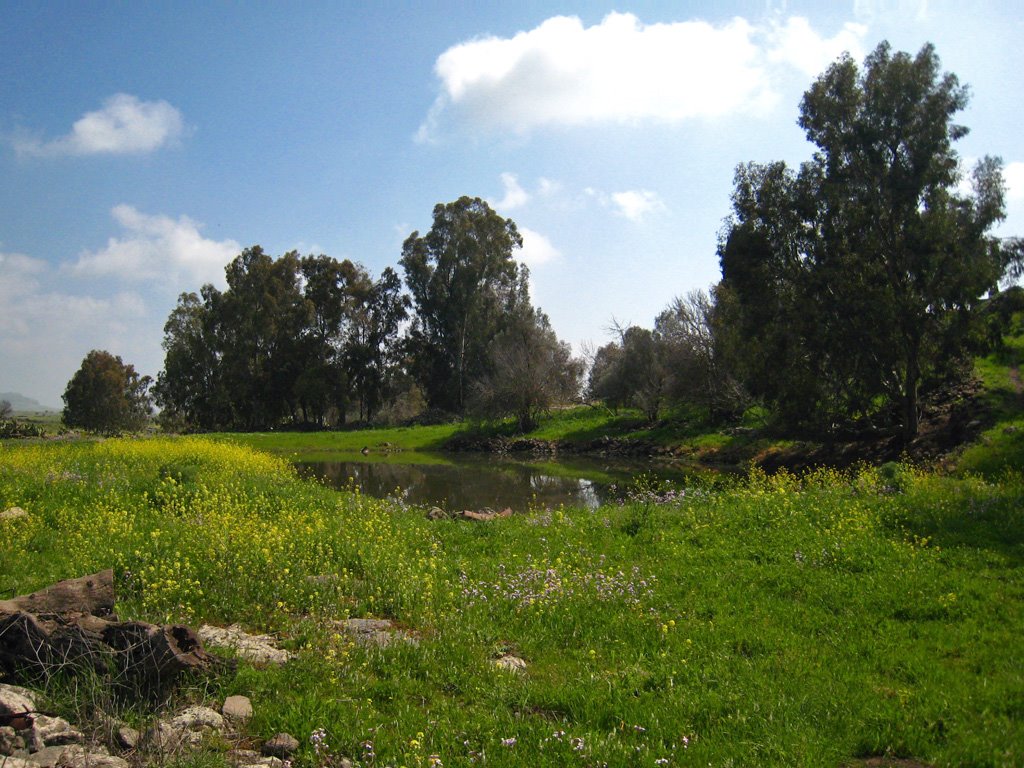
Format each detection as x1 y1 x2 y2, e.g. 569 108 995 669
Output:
0 392 59 412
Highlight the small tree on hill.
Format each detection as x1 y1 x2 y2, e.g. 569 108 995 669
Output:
62 350 153 434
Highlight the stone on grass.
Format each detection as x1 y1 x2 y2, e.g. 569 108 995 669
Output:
0 507 28 522
333 618 418 647
493 654 528 673
197 625 293 665
227 749 285 768
222 695 253 723
261 733 299 759
52 744 128 768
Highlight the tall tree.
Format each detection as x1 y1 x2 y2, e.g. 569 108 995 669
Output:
719 42 1014 440
62 350 152 434
400 196 528 413
470 307 583 432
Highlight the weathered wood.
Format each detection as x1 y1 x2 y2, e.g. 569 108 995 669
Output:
0 569 116 618
0 570 214 694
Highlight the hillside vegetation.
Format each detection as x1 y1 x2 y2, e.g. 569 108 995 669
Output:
2 433 1022 766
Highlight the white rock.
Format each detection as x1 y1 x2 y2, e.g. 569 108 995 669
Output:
197 625 293 665
493 654 528 672
0 506 28 522
169 706 224 733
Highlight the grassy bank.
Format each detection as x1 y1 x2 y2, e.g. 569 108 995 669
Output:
2 437 1022 766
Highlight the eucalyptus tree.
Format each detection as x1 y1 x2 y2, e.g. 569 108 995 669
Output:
718 42 1015 439
400 196 529 413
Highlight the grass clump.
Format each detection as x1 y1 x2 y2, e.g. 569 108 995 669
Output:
2 437 1023 766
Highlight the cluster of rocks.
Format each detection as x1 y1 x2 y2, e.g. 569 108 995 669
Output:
0 683 304 768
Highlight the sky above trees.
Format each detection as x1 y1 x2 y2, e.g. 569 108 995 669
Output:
2 1 1022 407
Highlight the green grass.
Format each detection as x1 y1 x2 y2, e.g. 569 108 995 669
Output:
957 324 1024 479
208 422 464 456
2 437 1023 766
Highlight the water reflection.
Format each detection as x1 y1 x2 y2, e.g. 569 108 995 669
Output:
296 454 713 512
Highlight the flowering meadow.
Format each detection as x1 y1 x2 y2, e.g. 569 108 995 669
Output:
1 437 1022 766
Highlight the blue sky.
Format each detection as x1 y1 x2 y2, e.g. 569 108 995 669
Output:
2 1 1022 408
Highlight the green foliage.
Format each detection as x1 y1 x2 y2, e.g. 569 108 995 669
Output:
156 248 408 431
718 42 1015 440
401 196 530 413
469 307 583 432
61 350 152 435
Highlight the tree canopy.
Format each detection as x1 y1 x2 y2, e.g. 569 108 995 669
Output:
400 196 529 413
62 350 152 434
717 41 1014 440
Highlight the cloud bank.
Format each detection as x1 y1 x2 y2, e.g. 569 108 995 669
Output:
16 93 185 157
70 205 240 287
417 12 867 140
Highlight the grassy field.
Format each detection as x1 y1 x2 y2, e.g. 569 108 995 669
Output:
2 437 1022 767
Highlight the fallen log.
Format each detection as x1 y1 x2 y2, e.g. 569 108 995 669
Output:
0 570 215 695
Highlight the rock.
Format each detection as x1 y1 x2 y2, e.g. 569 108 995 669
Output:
261 733 299 759
493 654 528 673
112 726 138 751
142 722 184 752
31 716 83 751
458 508 511 522
426 506 448 521
170 706 224 733
0 684 39 716
333 618 418 647
52 745 128 768
197 624 293 665
0 507 28 522
0 756 34 768
1 725 26 755
227 749 285 768
222 695 253 723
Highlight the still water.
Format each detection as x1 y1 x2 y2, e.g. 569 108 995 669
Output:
296 453 721 512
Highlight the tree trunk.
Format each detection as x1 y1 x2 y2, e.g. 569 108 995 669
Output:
901 341 921 444
0 570 215 695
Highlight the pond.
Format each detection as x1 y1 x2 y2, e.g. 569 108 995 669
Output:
295 452 728 512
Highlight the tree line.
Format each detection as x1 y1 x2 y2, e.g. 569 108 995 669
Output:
590 42 1022 441
63 41 1022 441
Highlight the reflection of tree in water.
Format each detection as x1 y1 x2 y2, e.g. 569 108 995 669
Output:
297 457 709 512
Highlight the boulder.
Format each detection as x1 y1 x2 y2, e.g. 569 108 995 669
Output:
30 716 83 751
222 695 253 724
1 724 26 755
197 625 293 665
261 733 299 759
0 684 39 717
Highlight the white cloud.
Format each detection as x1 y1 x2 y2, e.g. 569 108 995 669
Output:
518 226 561 266
489 172 531 211
584 187 666 222
70 205 240 287
765 17 867 76
1005 161 1024 203
417 12 867 139
611 190 667 222
15 93 185 157
0 250 152 407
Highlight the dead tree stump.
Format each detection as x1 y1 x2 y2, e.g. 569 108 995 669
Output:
0 570 214 695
